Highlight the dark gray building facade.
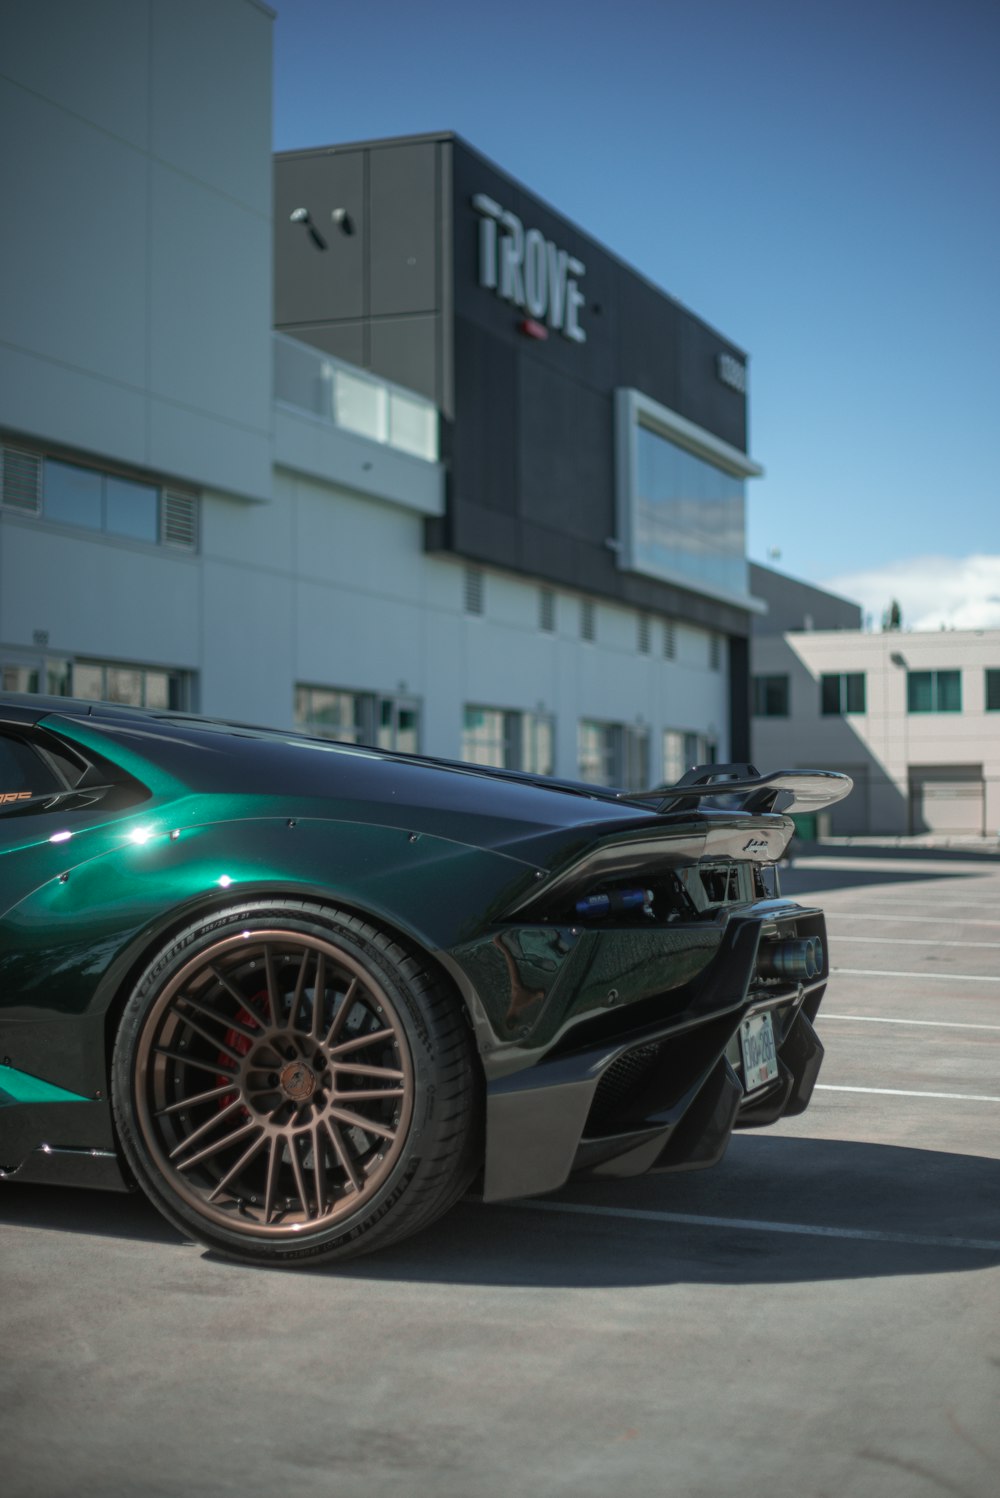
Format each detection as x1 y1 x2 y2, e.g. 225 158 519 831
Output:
275 133 764 758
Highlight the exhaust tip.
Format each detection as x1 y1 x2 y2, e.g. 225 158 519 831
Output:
758 937 824 983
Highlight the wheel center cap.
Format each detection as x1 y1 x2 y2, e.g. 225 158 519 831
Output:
280 1061 317 1102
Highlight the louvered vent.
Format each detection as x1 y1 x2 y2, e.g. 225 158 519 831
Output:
464 566 484 615
161 490 198 550
539 588 555 632
1 447 42 514
580 599 595 642
664 622 676 659
637 613 651 654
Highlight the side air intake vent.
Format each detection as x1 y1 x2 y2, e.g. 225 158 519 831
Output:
1 447 42 514
161 490 198 550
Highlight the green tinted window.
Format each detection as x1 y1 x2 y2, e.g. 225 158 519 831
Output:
907 672 933 712
822 673 865 715
820 676 840 715
908 670 961 713
753 675 789 717
845 673 866 713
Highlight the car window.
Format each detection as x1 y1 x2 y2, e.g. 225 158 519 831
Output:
0 732 64 807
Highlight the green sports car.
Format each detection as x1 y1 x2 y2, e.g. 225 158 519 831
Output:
0 694 851 1265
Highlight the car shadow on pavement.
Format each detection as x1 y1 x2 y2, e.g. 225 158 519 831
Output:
3 1134 998 1287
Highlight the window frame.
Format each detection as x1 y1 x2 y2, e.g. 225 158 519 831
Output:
0 444 198 552
613 387 761 609
461 705 554 775
295 684 421 754
752 674 790 718
1 653 192 711
578 720 648 791
984 669 1000 712
820 671 866 716
907 669 962 714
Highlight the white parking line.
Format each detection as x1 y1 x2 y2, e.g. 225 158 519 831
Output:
831 934 1000 948
823 1013 1000 1032
826 894 1000 908
833 967 1000 983
827 912 1000 929
817 1084 1000 1102
516 1199 1000 1253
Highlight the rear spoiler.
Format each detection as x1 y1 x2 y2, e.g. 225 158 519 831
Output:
622 763 854 816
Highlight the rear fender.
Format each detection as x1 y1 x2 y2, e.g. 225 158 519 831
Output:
0 816 536 1098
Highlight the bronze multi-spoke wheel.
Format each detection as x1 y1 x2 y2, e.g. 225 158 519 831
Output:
112 903 480 1265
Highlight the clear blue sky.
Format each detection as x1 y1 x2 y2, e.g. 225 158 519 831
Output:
271 0 1000 623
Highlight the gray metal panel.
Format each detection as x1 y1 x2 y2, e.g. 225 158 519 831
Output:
676 314 747 452
369 316 438 404
370 143 438 316
749 564 863 635
452 318 517 515
518 359 613 543
438 141 455 419
281 321 366 370
273 152 365 325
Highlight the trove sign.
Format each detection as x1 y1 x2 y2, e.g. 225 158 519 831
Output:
472 194 586 343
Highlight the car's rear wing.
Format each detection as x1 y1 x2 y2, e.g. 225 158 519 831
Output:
623 763 854 817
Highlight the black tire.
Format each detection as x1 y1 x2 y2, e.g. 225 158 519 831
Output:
111 900 481 1266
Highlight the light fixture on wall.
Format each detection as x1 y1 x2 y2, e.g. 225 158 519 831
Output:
331 207 355 236
290 207 328 251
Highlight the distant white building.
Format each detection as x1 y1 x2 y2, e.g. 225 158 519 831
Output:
1 1 765 788
750 567 1000 837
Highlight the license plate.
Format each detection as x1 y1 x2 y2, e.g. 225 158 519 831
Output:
739 1011 778 1093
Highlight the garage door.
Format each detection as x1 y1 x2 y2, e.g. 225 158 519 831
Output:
910 765 985 835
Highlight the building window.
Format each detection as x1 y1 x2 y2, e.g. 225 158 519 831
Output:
625 725 650 791
521 713 554 775
637 614 651 654
907 670 961 714
663 729 716 785
73 660 190 710
821 672 866 715
539 588 556 632
614 389 758 603
0 445 198 550
580 599 596 642
70 659 191 709
663 621 676 660
578 721 648 791
1 654 190 709
376 698 420 754
752 674 789 717
634 423 746 596
579 720 619 786
462 707 554 775
1 657 71 697
985 670 1000 711
295 685 420 753
464 566 484 615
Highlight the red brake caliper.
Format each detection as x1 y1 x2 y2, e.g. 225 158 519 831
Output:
216 995 266 1110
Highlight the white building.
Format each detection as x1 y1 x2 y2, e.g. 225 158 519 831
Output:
750 568 1000 837
1 1 759 787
